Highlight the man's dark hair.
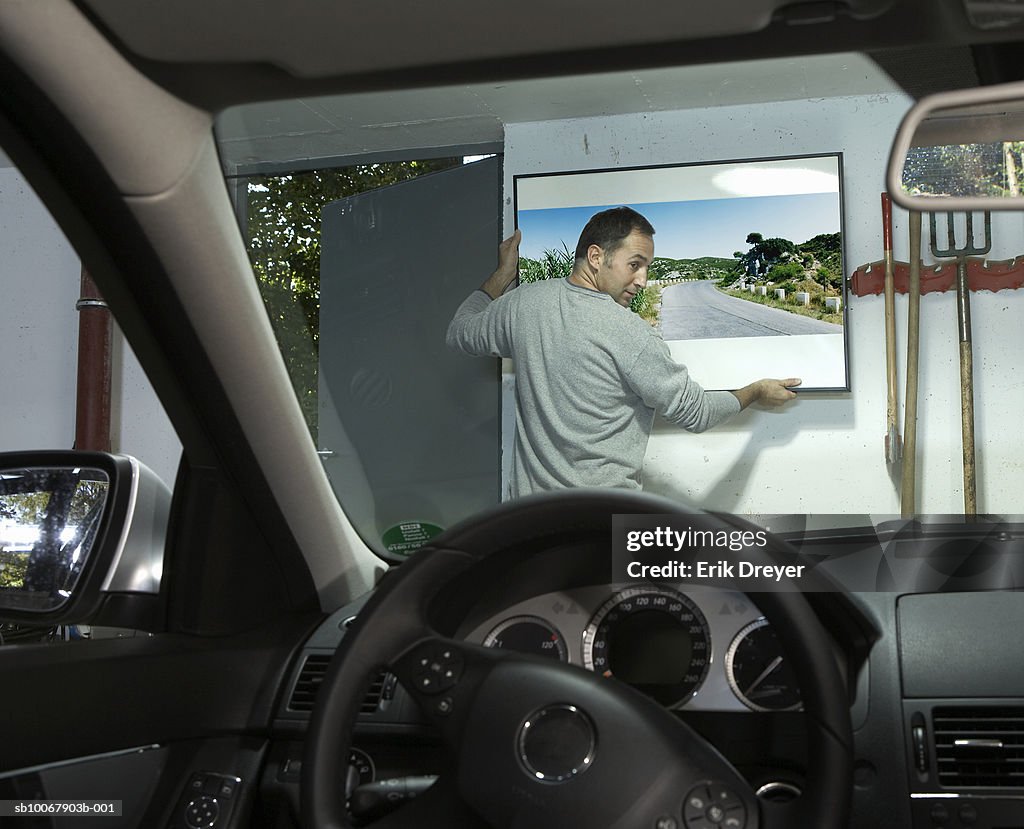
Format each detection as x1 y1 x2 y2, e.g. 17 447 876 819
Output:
573 206 655 264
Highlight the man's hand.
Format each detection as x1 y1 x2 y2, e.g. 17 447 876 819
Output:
480 229 522 299
731 377 801 410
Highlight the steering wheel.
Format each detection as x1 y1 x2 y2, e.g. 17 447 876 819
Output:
302 490 852 829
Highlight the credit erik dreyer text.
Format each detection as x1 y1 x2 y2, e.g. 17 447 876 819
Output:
626 560 806 582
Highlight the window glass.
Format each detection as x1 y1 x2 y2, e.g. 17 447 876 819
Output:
0 145 179 641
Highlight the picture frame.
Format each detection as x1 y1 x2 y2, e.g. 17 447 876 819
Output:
513 154 850 392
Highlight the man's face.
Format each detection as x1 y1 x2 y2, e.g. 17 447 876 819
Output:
593 230 654 307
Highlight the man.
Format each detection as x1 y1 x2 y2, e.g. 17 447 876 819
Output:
447 206 800 497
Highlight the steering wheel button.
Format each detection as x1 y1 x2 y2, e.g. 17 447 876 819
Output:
706 804 725 823
414 670 456 694
711 786 739 806
722 815 744 829
685 786 712 816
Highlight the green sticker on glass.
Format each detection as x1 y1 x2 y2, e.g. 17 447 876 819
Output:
381 521 444 556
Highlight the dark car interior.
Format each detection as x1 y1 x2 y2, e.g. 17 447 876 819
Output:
3 2 1024 828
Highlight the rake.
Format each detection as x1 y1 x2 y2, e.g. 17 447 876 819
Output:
929 211 992 518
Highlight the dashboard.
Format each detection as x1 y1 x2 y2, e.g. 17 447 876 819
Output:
264 525 1024 829
264 571 860 825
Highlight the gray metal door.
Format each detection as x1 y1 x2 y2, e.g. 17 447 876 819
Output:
319 157 502 556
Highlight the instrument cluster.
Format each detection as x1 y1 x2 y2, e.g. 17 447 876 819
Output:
465 583 802 712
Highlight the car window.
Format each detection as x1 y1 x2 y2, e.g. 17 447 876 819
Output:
0 144 181 642
214 56 907 552
216 53 1024 556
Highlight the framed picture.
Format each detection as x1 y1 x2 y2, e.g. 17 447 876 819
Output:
513 154 849 392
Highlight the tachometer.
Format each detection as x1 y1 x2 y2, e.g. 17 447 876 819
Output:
582 586 711 707
483 615 568 661
725 618 802 712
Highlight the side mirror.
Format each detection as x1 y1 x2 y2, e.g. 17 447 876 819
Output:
0 451 170 626
887 79 1024 211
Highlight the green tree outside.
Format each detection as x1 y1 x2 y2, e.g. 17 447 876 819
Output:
245 159 461 439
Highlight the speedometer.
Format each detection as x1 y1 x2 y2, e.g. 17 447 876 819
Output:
582 586 711 707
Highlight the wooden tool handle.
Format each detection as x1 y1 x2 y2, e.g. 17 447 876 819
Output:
882 193 900 464
900 211 922 518
960 340 977 517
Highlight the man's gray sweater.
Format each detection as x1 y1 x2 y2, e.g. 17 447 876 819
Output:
446 277 740 497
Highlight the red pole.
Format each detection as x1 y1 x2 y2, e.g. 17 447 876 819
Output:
75 268 112 452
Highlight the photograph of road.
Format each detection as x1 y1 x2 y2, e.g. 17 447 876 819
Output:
514 155 850 390
661 280 843 340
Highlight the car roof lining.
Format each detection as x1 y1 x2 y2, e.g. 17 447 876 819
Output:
77 0 889 75
75 0 1024 111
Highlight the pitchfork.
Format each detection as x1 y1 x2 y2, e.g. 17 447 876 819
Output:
929 211 992 518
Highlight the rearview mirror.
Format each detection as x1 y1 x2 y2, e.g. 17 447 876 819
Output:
0 452 170 625
888 79 1024 211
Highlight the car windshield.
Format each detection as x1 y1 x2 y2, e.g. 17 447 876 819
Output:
214 52 1024 559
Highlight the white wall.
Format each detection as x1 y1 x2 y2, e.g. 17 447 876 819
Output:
0 164 182 488
504 93 1024 516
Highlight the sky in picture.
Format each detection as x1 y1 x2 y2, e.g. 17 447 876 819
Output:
516 192 841 261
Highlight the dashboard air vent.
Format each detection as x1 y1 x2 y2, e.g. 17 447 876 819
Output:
360 670 389 715
287 653 391 716
933 707 1024 789
287 653 332 712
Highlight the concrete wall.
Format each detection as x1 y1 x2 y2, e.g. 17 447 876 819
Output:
0 163 182 488
504 93 1024 516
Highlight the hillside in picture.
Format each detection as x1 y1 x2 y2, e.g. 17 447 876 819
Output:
726 231 843 292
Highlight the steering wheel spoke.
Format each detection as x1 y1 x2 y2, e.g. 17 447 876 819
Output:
390 635 506 745
448 652 762 829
